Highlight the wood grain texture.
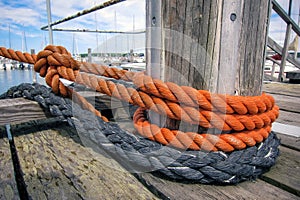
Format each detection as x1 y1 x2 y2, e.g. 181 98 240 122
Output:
235 0 270 95
278 24 292 81
263 82 300 126
269 93 300 113
275 110 300 127
12 124 157 200
276 133 300 151
139 173 299 200
261 146 300 197
0 98 46 126
147 0 270 95
263 82 300 97
0 128 19 200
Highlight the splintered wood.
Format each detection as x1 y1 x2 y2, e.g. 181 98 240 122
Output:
13 127 157 199
0 98 46 126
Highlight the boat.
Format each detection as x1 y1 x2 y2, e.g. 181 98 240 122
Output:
264 51 300 80
120 62 145 72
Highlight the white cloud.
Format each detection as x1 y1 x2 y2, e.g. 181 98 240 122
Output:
0 0 146 52
0 3 40 27
268 0 300 49
35 0 145 52
0 0 298 53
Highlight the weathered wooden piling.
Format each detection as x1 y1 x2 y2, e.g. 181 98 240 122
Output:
146 0 270 96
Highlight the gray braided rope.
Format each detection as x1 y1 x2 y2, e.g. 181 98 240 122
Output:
0 83 280 184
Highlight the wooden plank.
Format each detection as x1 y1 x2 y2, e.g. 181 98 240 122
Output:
274 110 300 127
261 146 300 197
0 128 19 200
12 123 157 199
272 122 300 138
0 98 47 126
263 82 300 97
138 173 299 200
268 93 300 113
275 133 300 151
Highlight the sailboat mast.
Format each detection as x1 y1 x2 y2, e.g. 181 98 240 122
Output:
72 33 75 56
114 10 117 56
22 31 28 52
94 1 99 55
24 31 27 52
8 25 11 49
132 15 135 51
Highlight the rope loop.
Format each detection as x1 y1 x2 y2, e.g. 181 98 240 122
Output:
0 45 280 151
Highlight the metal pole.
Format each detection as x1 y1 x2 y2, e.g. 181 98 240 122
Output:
31 49 37 83
288 0 293 17
8 24 11 49
46 0 54 44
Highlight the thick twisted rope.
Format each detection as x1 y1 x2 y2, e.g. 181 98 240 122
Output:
75 72 279 131
132 73 276 115
0 47 37 64
0 83 280 184
133 107 272 152
0 46 108 122
1 46 276 115
0 45 280 151
42 65 279 132
33 47 280 132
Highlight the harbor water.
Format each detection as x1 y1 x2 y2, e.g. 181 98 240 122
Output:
0 69 46 95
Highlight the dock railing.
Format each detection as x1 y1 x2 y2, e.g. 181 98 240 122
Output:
267 0 300 81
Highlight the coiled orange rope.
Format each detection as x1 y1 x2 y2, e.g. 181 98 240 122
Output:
0 45 280 152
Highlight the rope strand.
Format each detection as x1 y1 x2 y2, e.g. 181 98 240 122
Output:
0 45 279 151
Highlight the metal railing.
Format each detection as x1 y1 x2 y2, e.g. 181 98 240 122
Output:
267 0 300 81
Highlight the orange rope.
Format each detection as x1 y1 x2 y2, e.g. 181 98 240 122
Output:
132 73 275 115
0 47 37 64
75 72 279 131
0 45 280 151
133 107 271 152
0 46 108 122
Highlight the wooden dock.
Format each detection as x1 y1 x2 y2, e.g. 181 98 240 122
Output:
0 82 299 200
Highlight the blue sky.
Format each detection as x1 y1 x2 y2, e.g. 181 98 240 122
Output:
0 0 145 53
0 0 299 54
269 0 300 48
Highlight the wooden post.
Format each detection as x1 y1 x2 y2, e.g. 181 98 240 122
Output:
146 0 271 129
130 49 134 63
146 0 164 126
271 62 276 79
278 24 292 82
278 0 293 82
146 0 271 95
88 48 92 63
